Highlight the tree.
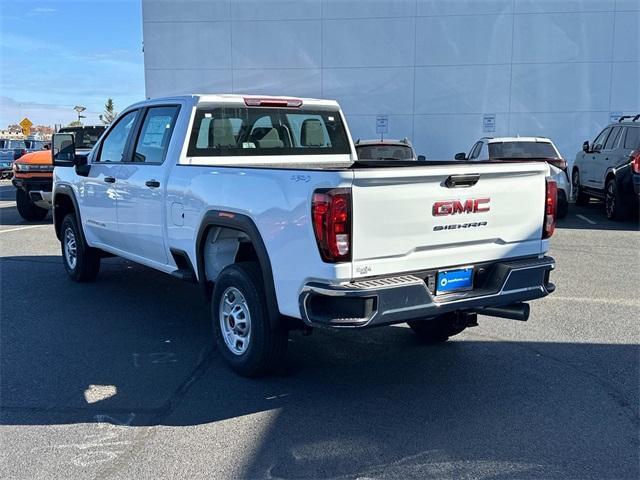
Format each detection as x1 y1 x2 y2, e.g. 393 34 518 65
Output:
67 120 83 127
100 98 117 124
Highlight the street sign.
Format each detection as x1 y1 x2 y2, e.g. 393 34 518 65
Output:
482 114 496 133
20 117 33 136
376 115 389 138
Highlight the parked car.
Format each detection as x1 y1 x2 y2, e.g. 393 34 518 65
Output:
572 115 640 220
354 138 425 162
455 136 569 218
51 94 556 377
0 139 27 179
12 125 106 221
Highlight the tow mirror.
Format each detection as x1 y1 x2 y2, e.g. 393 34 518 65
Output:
454 152 466 160
52 133 76 167
582 141 590 153
417 154 426 162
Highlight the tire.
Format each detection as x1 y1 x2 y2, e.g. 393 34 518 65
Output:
407 312 467 344
16 188 48 221
212 262 288 377
557 189 569 219
60 213 101 282
572 169 589 206
605 178 630 221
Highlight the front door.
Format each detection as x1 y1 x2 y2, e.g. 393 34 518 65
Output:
583 127 611 189
115 105 180 265
80 110 138 249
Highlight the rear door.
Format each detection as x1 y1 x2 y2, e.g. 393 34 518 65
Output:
115 105 180 265
350 161 548 279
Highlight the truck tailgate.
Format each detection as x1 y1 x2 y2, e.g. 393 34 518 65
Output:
350 162 549 279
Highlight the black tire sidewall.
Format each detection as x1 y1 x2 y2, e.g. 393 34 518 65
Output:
211 263 276 376
60 214 99 282
573 169 589 206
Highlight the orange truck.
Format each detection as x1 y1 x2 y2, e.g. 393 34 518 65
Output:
12 125 106 221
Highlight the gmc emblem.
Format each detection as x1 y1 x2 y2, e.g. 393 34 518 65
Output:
432 198 490 217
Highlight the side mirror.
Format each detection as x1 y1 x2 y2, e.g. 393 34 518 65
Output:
417 155 426 162
582 141 590 153
454 152 466 160
52 133 76 167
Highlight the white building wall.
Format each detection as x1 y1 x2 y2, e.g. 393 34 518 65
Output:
142 0 640 160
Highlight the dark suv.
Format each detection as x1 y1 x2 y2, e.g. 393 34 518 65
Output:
572 115 640 220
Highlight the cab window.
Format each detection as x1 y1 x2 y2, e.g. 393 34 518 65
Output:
98 111 138 162
132 106 180 163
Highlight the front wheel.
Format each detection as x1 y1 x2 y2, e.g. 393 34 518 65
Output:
572 170 589 206
212 262 288 376
61 214 101 282
407 312 467 344
16 188 48 221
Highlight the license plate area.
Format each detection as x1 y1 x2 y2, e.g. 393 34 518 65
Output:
436 267 474 295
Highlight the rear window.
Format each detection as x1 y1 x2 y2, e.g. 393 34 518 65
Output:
356 144 414 160
187 106 351 156
624 127 639 149
488 141 559 159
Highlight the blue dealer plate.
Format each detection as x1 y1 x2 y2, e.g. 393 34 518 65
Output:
436 267 474 294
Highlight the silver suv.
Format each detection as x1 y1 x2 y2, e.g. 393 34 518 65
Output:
572 115 640 220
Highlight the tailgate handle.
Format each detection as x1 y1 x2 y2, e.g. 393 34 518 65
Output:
445 174 479 188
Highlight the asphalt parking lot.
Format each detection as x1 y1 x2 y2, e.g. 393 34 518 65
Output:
0 180 638 480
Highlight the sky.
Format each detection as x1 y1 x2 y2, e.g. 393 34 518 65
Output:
0 0 145 127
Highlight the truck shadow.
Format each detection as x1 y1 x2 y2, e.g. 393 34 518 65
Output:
558 201 639 231
1 256 638 479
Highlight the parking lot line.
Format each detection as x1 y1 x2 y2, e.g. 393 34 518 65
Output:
0 225 49 234
576 214 597 225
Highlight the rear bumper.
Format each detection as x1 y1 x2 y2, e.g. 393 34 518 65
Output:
299 256 555 328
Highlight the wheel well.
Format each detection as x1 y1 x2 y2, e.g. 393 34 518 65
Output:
53 193 75 240
605 171 615 185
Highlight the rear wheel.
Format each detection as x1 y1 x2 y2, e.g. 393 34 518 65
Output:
212 262 288 376
407 312 467 344
605 178 629 220
61 213 101 282
572 170 589 206
16 188 48 221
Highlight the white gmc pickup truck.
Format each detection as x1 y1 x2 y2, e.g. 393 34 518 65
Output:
52 94 556 376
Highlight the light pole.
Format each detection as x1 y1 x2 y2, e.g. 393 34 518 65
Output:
74 105 86 124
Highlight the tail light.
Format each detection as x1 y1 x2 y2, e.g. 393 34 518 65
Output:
312 189 351 262
543 179 557 239
631 150 640 174
547 158 567 171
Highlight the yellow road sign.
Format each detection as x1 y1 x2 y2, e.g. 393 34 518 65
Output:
20 117 33 136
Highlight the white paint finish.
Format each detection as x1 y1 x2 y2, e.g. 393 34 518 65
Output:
613 11 640 62
346 114 414 144
414 65 511 114
413 114 497 158
323 0 415 19
232 68 322 98
144 22 232 69
415 14 513 65
510 62 611 113
323 67 414 115
322 17 415 67
513 0 614 13
231 0 321 20
610 62 640 112
232 20 321 68
513 12 614 63
145 69 232 98
416 0 512 16
142 0 231 22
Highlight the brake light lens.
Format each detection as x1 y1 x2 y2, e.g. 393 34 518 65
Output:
543 179 557 239
631 150 640 174
243 97 303 108
547 158 567 171
312 189 351 262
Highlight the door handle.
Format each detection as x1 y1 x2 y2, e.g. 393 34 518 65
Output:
145 179 160 188
104 176 116 183
445 174 480 188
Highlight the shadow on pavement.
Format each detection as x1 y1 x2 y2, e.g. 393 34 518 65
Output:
1 255 638 479
558 201 639 232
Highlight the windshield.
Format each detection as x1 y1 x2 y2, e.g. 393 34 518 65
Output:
188 106 351 157
489 141 559 159
59 126 106 149
356 144 414 160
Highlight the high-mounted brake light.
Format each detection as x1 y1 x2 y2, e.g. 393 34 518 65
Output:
543 179 557 239
631 150 640 174
312 189 351 262
243 97 303 108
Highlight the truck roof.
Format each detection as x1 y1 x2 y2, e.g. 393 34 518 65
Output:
132 94 340 109
485 136 553 144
